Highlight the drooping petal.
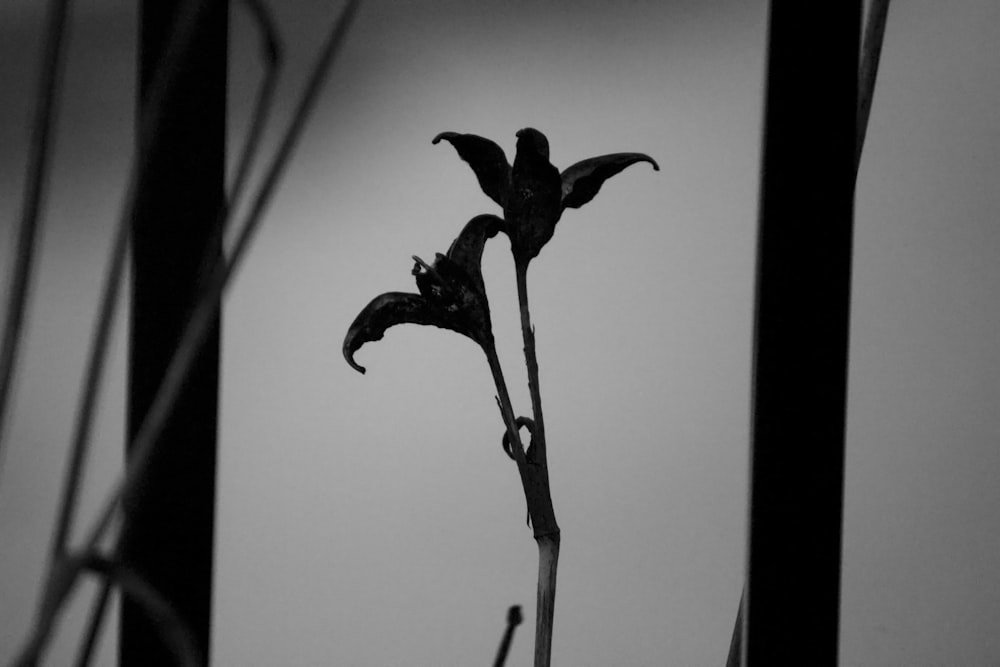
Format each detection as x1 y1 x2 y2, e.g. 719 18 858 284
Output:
343 292 454 374
508 128 564 262
445 214 504 293
560 153 660 210
432 132 511 208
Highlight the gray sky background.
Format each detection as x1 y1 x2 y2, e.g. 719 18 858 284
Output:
2 1 999 665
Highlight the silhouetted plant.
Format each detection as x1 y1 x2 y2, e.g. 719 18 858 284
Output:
345 127 657 667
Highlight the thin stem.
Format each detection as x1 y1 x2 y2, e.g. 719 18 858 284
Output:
0 0 71 483
856 0 891 175
492 605 524 667
514 259 546 461
484 337 526 465
73 580 112 667
512 258 561 667
534 534 560 667
725 590 744 667
81 555 200 667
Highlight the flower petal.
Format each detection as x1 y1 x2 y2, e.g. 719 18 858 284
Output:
343 292 451 374
432 132 511 208
560 153 660 210
509 128 564 262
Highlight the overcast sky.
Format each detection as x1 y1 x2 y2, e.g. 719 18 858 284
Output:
2 1 1000 665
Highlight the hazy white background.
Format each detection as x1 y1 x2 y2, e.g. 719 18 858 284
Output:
2 1 999 665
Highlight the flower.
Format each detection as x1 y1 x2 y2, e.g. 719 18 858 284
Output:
343 214 502 373
433 128 659 263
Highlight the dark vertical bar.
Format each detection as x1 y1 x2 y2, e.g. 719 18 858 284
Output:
744 3 859 666
121 2 226 665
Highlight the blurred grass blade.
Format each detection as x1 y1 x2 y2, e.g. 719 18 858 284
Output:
48 0 213 563
81 554 201 667
0 0 71 483
856 0 891 174
73 2 284 661
13 2 218 665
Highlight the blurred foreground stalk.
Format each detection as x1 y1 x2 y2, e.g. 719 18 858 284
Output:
120 1 227 663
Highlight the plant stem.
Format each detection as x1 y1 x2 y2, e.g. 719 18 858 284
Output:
514 259 546 463
484 338 527 465
533 532 560 667
514 258 560 667
0 0 70 482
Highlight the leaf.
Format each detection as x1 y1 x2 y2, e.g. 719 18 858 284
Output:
560 152 660 210
433 131 511 208
343 292 450 374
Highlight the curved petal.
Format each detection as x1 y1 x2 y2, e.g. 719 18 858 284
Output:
560 153 660 210
343 292 451 374
509 128 564 262
432 132 511 208
446 214 504 292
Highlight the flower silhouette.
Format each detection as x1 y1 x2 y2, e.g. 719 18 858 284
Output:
343 214 502 373
433 128 659 263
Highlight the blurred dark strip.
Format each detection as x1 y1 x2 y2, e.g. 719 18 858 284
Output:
120 1 226 665
745 2 860 665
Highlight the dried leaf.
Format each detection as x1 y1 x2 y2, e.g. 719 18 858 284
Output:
433 132 511 208
560 153 660 210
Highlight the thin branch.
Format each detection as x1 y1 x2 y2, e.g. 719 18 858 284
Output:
81 554 201 667
73 580 112 667
514 259 547 461
492 605 524 667
486 340 528 466
0 0 71 483
856 0 892 174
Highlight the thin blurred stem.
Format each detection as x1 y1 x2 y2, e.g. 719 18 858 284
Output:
513 258 560 667
492 605 524 667
856 0 891 174
725 590 744 667
81 555 201 667
74 580 112 667
0 0 71 482
485 338 527 465
198 0 281 286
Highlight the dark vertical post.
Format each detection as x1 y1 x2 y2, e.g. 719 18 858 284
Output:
122 2 227 665
744 3 859 666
